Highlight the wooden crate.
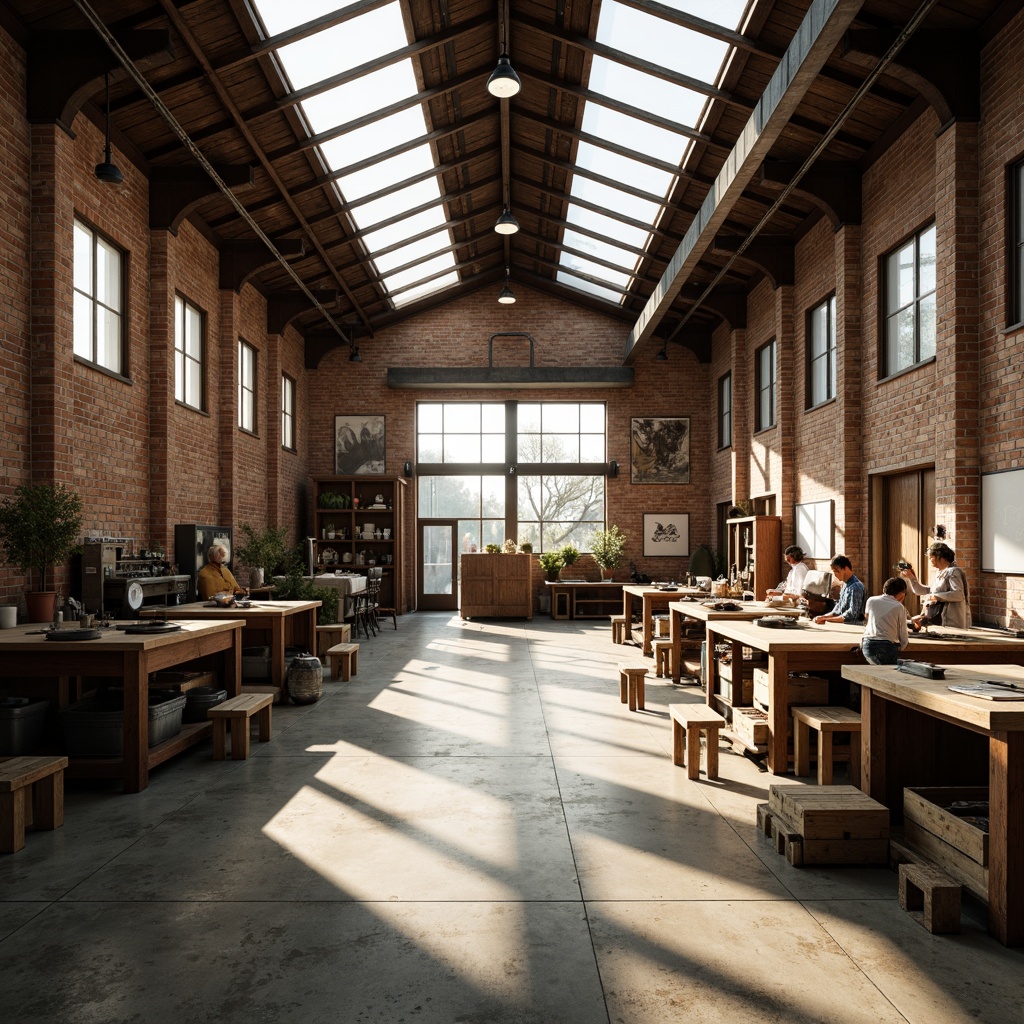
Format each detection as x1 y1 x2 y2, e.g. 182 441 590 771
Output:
732 706 769 748
753 669 828 710
902 787 989 899
150 670 218 693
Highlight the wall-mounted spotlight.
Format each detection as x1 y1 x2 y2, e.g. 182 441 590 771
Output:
498 267 516 304
608 460 619 478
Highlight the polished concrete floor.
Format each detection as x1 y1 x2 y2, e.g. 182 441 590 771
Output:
3 611 1022 1023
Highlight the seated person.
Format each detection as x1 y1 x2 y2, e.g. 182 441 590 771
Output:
860 577 911 665
197 544 247 600
814 555 866 624
764 545 808 604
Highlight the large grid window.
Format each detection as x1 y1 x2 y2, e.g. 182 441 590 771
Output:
807 295 837 408
238 341 257 433
755 340 776 431
1011 160 1024 326
416 401 607 552
883 223 936 377
718 373 732 449
282 374 295 451
174 295 205 411
73 219 125 374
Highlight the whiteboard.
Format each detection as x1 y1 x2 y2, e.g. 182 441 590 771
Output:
795 500 833 559
982 469 1024 573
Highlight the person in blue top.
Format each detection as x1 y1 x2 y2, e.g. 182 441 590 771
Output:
813 554 866 625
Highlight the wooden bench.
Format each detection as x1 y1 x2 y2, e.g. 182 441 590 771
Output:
652 638 673 678
316 622 351 659
208 693 274 761
326 641 359 681
610 615 628 644
899 862 961 934
618 664 648 711
669 703 726 780
0 755 68 854
792 705 862 785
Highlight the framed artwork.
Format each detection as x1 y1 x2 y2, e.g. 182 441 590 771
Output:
334 414 385 475
631 417 690 484
643 513 690 557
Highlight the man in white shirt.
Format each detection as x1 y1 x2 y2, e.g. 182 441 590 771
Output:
861 577 911 665
765 545 809 605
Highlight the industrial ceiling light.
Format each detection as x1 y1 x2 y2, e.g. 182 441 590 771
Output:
486 51 521 98
655 341 669 361
494 205 520 235
348 343 361 362
498 268 516 305
95 72 123 185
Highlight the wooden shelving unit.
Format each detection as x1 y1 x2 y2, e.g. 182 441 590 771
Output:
726 515 782 601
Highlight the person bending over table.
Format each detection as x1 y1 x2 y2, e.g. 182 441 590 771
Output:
814 554 866 624
764 545 808 605
197 544 248 599
899 541 972 630
861 577 911 665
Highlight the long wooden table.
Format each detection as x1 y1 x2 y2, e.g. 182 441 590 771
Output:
620 585 705 655
0 619 242 792
667 599 802 684
704 619 1024 775
142 600 319 690
841 662 1024 946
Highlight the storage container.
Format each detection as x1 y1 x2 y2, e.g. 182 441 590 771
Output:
59 692 186 756
183 686 228 722
242 645 271 681
753 669 828 711
0 697 49 755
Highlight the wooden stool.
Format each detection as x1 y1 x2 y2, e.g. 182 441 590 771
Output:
618 664 648 711
316 622 351 659
327 641 359 682
792 705 862 785
652 638 673 678
208 693 273 761
669 703 726 780
0 755 68 854
610 615 628 644
899 862 961 934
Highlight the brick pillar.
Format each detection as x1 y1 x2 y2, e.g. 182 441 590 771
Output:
835 223 863 566
933 120 980 580
265 332 283 525
218 290 238 528
149 229 172 548
730 328 749 504
775 285 796 539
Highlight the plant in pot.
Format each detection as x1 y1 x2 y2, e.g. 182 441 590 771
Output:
0 482 83 622
559 544 580 578
485 543 501 554
235 523 290 590
539 550 564 582
589 524 626 580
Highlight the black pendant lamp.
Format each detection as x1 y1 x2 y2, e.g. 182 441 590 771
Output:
494 205 520 235
95 72 123 185
498 267 516 305
487 52 521 98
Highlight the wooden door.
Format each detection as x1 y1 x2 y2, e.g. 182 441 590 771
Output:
870 468 935 608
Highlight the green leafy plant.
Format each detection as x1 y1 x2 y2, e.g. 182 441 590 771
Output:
0 483 83 592
519 542 533 553
318 490 351 510
502 538 517 553
485 543 501 554
539 550 564 580
274 557 339 625
560 544 580 566
235 523 290 581
589 525 626 571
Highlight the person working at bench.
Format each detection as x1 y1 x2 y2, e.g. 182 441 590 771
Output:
197 544 248 599
861 577 911 665
764 545 808 604
813 555 866 624
899 541 972 630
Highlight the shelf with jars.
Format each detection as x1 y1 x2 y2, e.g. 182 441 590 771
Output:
312 476 407 612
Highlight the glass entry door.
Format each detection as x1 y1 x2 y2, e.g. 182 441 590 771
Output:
418 519 458 611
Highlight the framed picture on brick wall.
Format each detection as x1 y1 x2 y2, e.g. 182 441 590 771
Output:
643 513 690 557
630 417 690 484
335 414 385 475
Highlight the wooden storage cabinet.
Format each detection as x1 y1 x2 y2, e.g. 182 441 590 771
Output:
460 554 532 619
312 476 407 613
727 515 782 601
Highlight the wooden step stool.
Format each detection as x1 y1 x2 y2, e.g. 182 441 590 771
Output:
669 703 726 780
327 641 359 682
652 638 673 678
791 706 862 785
208 693 274 761
899 862 961 934
610 615 628 644
0 755 68 854
316 622 351 659
618 664 648 711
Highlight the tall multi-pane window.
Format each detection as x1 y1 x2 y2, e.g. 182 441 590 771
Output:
238 340 256 433
281 374 296 451
73 219 125 374
718 373 732 449
1011 161 1024 326
807 295 837 408
416 401 606 553
883 223 936 377
755 339 776 431
174 295 205 411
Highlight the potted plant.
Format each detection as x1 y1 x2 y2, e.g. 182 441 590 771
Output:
0 482 83 622
502 538 517 554
539 550 564 581
326 522 336 540
559 544 580 578
519 542 533 554
485 543 501 554
235 523 290 589
589 525 626 580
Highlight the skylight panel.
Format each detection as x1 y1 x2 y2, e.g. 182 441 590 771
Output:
319 108 424 169
574 143 673 200
302 64 418 131
562 230 639 270
374 233 453 275
339 148 435 203
362 208 449 253
571 178 661 225
555 271 626 305
394 273 461 307
580 102 684 167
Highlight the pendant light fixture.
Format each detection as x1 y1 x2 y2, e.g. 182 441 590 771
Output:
498 267 516 305
95 72 124 185
655 341 669 361
348 341 361 362
494 205 520 235
486 2 521 98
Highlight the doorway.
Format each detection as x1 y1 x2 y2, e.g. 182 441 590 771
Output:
870 467 935 610
418 519 458 611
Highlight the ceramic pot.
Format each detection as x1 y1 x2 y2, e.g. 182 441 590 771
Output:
286 652 323 705
25 592 57 623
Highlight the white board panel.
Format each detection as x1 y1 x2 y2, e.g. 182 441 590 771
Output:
982 470 1024 573
795 500 833 559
